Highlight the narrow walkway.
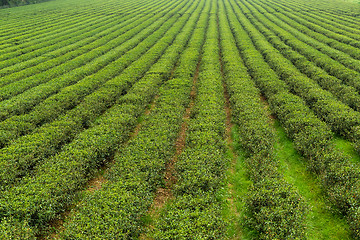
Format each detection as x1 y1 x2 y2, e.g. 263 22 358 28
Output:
223 84 243 240
260 95 351 239
274 121 352 240
216 9 251 239
334 136 360 164
139 60 201 239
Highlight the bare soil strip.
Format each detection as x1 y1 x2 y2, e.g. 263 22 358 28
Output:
140 61 201 240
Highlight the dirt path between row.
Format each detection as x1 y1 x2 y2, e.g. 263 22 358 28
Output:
139 60 201 240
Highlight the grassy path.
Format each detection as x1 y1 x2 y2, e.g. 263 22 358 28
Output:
274 121 352 239
334 137 360 164
224 126 254 240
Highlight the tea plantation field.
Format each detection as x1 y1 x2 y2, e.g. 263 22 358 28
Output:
1 0 360 239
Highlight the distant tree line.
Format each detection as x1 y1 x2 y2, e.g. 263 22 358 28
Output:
0 0 9 6
0 0 45 7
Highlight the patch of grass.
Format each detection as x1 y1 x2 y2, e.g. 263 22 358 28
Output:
334 135 360 164
274 120 352 240
140 213 153 227
223 125 256 240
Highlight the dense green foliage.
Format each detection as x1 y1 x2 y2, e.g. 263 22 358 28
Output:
1 0 360 238
154 6 228 238
218 1 307 238
61 0 206 237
